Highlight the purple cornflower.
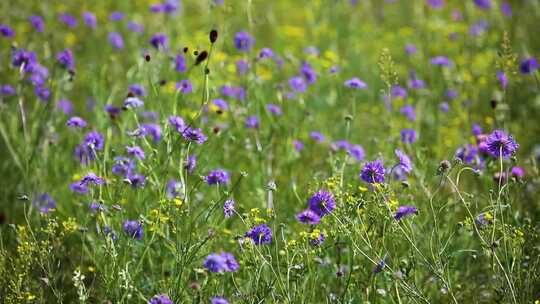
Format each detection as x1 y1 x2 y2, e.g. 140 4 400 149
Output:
140 123 162 142
395 149 412 173
426 0 444 9
245 116 260 129
0 24 14 38
245 224 272 245
168 115 185 132
394 205 418 220
485 129 519 159
266 104 282 116
211 98 229 112
108 32 124 50
408 76 425 89
399 105 416 121
59 13 78 27
474 0 491 9
497 71 508 89
67 117 87 128
234 31 255 52
344 77 367 89
308 190 336 217
289 76 307 93
33 193 56 213
148 294 173 304
149 33 168 49
220 252 239 272
236 59 249 75
430 56 451 66
35 86 50 102
309 232 325 247
204 254 226 273
129 84 146 97
1 85 15 96
511 166 524 179
176 80 192 94
211 297 229 304
112 157 135 177
182 127 207 144
296 209 321 225
258 48 274 59
470 20 489 37
84 131 104 151
223 199 235 218
501 1 512 17
220 85 246 100
82 12 97 29
174 54 186 72
519 57 538 74
127 173 146 188
472 123 483 136
301 62 317 84
400 128 417 144
69 181 88 194
331 140 351 152
124 96 144 108
57 99 73 115
11 48 37 68
439 102 449 113
310 131 325 143
56 49 74 69
29 16 45 32
391 86 408 99
293 140 304 152
105 104 121 119
405 44 417 55
206 169 230 185
166 180 183 199
184 154 197 173
361 160 386 184
126 146 145 160
123 220 143 240
80 172 105 186
348 144 365 162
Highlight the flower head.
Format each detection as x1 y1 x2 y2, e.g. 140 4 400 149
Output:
361 160 385 184
123 220 143 240
245 224 272 245
485 129 519 159
344 77 367 89
395 149 412 173
308 190 336 217
296 209 321 225
234 31 255 52
394 205 418 220
223 199 235 218
206 169 230 185
148 294 172 304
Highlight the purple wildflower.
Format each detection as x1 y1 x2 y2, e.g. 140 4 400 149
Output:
474 0 491 9
124 96 144 108
109 11 124 21
176 80 192 94
309 232 325 247
82 12 96 28
126 146 145 160
400 128 417 144
399 105 416 121
149 33 168 49
308 190 336 217
35 86 50 102
289 76 307 93
59 13 78 28
112 157 135 177
182 127 207 144
108 32 124 50
296 209 321 225
29 16 45 32
129 84 146 97
220 252 239 272
439 102 449 113
485 129 519 159
84 131 104 151
394 205 418 220
234 31 255 52
266 104 282 115
430 56 451 66
33 193 56 213
520 57 538 74
206 169 230 185
174 54 186 72
223 199 235 218
245 224 272 245
361 160 386 184
140 123 162 142
0 24 14 38
166 180 183 199
1 85 15 96
245 116 260 129
127 22 144 33
344 77 367 89
211 297 229 304
127 173 146 188
501 1 512 17
348 144 365 162
258 48 274 59
123 220 143 240
67 117 87 128
310 131 325 143
56 49 74 69
184 154 197 173
301 62 317 84
236 59 249 75
395 149 412 173
148 294 173 304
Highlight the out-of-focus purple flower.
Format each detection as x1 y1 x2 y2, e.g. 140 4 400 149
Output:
108 32 124 50
82 12 96 29
501 1 512 17
221 252 239 272
408 73 425 89
148 294 173 304
344 77 367 89
236 59 249 75
430 56 451 66
348 144 365 162
203 254 226 272
211 98 229 112
211 297 229 304
206 169 230 185
331 140 351 152
140 123 162 142
289 76 307 93
123 220 143 240
304 46 319 56
329 65 340 74
67 117 87 128
105 104 121 119
109 11 124 21
400 128 417 144
439 102 449 113
126 145 145 160
245 224 272 245
309 232 325 247
127 22 144 33
296 209 321 224
59 13 78 28
149 33 168 49
426 0 444 9
0 24 15 38
258 48 274 59
472 123 483 136
182 127 207 144
174 54 186 72
519 57 538 74
29 16 45 32
446 89 458 100
124 96 144 109
166 179 183 199
220 85 245 100
293 140 304 152
185 154 197 173
399 105 416 121
234 31 255 52
391 86 407 99
470 20 489 36
35 86 50 102
266 104 282 116
33 193 56 213
176 80 192 94
129 84 146 97
394 205 418 220
223 199 235 218
308 190 336 217
245 116 260 129
1 85 16 96
485 129 519 159
168 115 185 132
56 49 74 69
511 166 524 179
395 149 412 173
474 0 491 9
80 172 105 186
301 62 317 84
405 44 417 55
310 131 325 143
112 157 135 176
127 173 146 188
496 71 508 89
12 48 37 68
361 160 386 184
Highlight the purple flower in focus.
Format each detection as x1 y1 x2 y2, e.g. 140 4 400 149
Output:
182 127 207 144
223 199 235 218
245 224 272 245
361 160 386 184
206 169 230 185
485 129 519 159
148 294 173 304
296 209 321 225
394 205 418 220
123 220 143 240
308 190 336 217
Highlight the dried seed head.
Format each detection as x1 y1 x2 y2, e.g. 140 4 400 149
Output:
209 29 218 43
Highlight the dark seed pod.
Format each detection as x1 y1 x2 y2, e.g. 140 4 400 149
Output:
126 91 135 98
195 51 208 65
205 67 210 75
159 79 167 86
193 50 199 56
144 54 151 62
490 99 497 109
209 29 218 43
